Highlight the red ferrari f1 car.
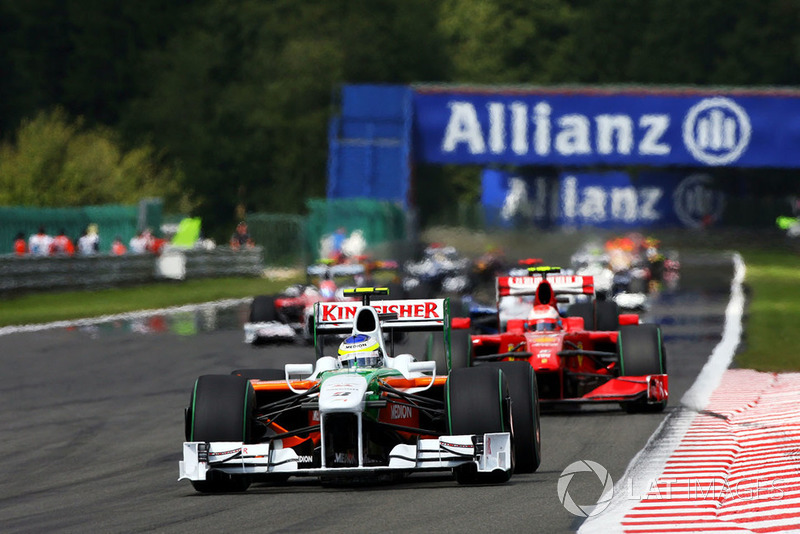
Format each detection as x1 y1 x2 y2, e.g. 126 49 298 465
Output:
468 267 667 412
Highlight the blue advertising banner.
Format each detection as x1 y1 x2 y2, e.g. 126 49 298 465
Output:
413 88 800 168
558 171 725 228
482 169 726 229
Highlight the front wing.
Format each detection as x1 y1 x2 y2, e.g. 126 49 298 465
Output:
179 432 511 482
541 374 668 405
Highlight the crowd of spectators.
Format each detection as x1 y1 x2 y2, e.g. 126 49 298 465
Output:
12 225 163 256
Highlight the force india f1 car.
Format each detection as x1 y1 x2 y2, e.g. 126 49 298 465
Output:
469 268 668 413
180 288 541 492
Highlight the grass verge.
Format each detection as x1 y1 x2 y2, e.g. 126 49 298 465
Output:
736 248 800 372
0 276 297 327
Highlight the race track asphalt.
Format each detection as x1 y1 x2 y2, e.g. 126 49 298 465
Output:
0 253 734 534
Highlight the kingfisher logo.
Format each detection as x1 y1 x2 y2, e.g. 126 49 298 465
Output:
682 97 751 165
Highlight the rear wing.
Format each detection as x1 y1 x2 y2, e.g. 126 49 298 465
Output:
314 298 450 335
496 274 595 299
307 263 365 277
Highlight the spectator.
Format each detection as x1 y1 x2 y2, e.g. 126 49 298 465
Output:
28 226 53 256
129 231 148 254
111 236 127 255
14 232 27 256
77 223 100 255
230 221 254 250
49 228 75 256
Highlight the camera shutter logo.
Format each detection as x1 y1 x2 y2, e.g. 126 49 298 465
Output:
682 97 751 165
557 460 614 517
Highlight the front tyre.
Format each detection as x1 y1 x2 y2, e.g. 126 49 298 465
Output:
447 366 512 484
482 361 541 473
186 375 256 492
617 324 667 413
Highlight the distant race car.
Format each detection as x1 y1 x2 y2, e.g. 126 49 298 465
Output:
244 263 366 344
179 288 541 492
468 267 668 413
401 243 473 298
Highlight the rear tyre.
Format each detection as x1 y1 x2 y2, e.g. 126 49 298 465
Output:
447 367 512 484
482 362 540 473
567 302 594 330
426 329 472 373
249 296 277 322
595 300 619 332
568 301 619 331
617 324 667 413
187 375 256 492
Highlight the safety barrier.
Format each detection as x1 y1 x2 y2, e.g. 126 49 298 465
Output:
0 246 264 294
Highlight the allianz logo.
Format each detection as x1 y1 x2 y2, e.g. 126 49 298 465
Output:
441 97 750 165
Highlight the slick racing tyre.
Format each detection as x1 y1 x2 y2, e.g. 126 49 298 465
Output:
447 366 512 484
595 300 620 331
249 295 277 322
568 300 619 331
617 324 667 413
426 329 472 373
482 361 541 474
186 375 256 492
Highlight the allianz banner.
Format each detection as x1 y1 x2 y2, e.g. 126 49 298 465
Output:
413 88 800 167
483 169 725 229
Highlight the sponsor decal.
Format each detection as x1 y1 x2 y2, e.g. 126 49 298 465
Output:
390 403 413 420
440 100 671 159
319 301 442 322
673 173 725 228
682 97 751 165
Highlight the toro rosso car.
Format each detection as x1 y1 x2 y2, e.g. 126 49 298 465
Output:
180 288 541 492
244 263 365 344
469 267 668 413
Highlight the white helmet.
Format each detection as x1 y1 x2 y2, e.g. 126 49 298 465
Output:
337 333 383 368
527 305 561 331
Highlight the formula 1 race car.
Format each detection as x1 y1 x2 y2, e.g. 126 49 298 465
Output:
401 243 473 298
180 288 541 492
469 268 668 413
244 263 366 344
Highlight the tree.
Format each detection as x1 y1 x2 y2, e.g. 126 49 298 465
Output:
0 108 180 207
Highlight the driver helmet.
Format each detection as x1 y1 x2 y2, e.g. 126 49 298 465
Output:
527 305 561 331
337 333 383 369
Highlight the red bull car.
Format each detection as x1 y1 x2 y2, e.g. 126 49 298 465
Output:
468 267 668 413
180 289 541 492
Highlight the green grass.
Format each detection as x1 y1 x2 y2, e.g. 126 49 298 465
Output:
0 276 299 327
735 248 800 372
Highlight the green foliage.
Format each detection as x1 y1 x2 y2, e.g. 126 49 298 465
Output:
3 0 800 236
0 108 180 207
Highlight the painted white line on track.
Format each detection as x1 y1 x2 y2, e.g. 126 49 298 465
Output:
580 252 746 534
0 297 252 337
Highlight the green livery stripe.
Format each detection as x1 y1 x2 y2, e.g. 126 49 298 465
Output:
242 382 250 442
445 380 453 434
618 329 625 375
189 379 199 441
498 370 506 433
